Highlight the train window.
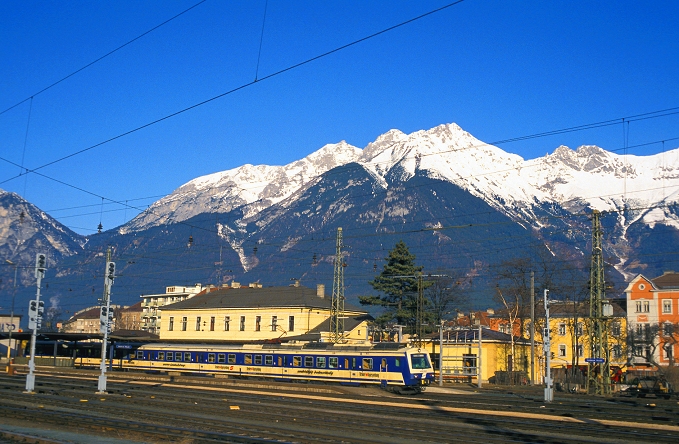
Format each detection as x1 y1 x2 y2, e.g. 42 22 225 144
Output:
244 354 253 365
136 351 144 359
344 358 349 369
362 358 372 370
316 357 326 368
265 355 273 365
218 354 226 364
304 356 314 367
158 352 165 360
228 354 236 364
329 357 338 369
293 356 302 367
381 358 387 370
254 355 262 365
175 352 182 361
411 354 430 369
277 356 283 366
208 353 216 363
184 352 191 362
394 358 401 367
167 352 173 361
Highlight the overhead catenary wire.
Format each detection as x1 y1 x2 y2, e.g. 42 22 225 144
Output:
0 0 467 186
0 0 209 117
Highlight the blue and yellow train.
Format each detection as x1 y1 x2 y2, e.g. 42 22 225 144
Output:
126 342 434 393
26 340 435 393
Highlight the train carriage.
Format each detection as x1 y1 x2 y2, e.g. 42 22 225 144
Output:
125 342 434 393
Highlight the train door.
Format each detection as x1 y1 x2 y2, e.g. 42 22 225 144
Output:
380 358 388 388
278 355 286 378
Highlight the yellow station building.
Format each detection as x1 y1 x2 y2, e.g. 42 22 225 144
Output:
159 284 372 344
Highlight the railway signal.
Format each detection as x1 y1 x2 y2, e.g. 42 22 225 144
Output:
98 249 114 394
26 252 47 393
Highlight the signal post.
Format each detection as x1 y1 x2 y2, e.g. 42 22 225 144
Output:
97 257 115 394
25 253 47 393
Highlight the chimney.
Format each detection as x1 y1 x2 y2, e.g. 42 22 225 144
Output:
317 284 325 298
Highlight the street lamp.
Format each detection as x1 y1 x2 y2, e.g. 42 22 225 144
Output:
5 260 18 359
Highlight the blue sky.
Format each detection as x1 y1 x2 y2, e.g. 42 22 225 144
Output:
1 0 678 235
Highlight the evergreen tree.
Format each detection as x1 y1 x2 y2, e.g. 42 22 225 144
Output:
360 240 427 328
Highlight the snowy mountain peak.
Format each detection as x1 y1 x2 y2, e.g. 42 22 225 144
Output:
122 123 679 240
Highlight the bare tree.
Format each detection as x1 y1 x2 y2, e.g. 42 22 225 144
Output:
627 323 662 369
427 275 469 324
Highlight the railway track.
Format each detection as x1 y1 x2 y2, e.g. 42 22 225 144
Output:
1 368 677 443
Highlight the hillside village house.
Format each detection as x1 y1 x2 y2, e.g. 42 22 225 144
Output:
159 283 371 343
625 271 679 366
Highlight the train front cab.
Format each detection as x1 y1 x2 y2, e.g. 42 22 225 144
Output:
402 349 435 392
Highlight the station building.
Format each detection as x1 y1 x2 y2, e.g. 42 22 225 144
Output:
159 283 372 344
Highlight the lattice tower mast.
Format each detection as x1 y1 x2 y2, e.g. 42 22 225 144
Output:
587 210 611 395
330 227 345 343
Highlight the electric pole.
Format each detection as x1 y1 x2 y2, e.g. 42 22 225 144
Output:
330 228 345 343
586 210 611 395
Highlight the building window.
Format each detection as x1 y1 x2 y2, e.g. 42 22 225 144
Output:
224 316 230 331
663 300 672 314
168 317 174 331
575 323 583 337
611 322 621 337
271 316 278 332
558 344 566 357
255 316 261 332
664 346 674 361
612 345 623 360
576 344 583 357
240 316 245 331
635 301 642 312
664 323 673 336
181 317 187 331
643 301 650 313
558 323 566 336
210 316 215 331
195 316 201 331
289 316 295 332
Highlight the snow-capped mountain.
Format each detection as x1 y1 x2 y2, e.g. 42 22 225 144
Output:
0 190 85 289
123 141 362 232
122 123 679 273
2 122 678 316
